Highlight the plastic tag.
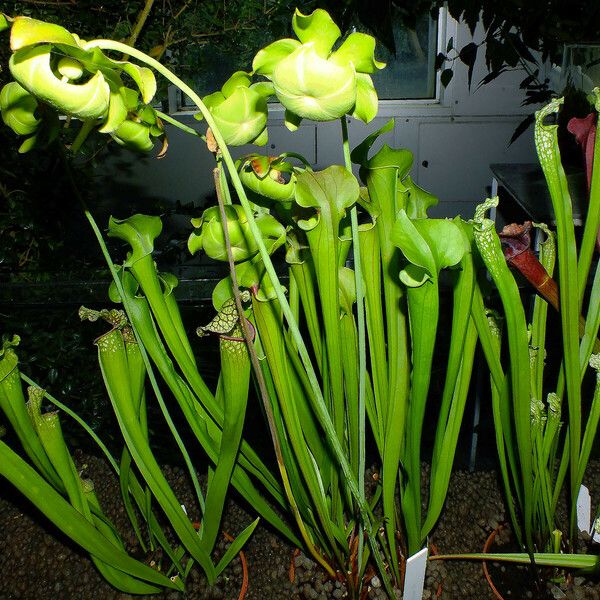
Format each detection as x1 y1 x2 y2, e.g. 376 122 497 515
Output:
577 485 591 533
591 517 600 543
403 546 428 600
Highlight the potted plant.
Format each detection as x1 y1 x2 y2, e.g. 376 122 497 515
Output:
429 90 600 598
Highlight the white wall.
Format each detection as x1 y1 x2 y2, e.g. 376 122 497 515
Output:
99 10 541 221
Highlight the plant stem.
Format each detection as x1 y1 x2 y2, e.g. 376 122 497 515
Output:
213 164 335 577
155 110 204 138
341 116 367 577
124 0 155 57
70 119 95 154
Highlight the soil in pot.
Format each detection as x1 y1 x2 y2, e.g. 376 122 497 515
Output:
482 524 600 600
2 453 600 599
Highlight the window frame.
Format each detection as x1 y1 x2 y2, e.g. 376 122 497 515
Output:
168 7 455 118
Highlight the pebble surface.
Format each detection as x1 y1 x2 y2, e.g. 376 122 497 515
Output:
1 452 600 599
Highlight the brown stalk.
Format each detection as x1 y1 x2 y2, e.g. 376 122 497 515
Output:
122 0 156 60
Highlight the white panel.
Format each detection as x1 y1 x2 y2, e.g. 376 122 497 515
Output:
417 119 537 211
577 485 592 533
344 117 394 153
394 118 420 160
403 547 428 600
97 118 317 209
315 117 405 178
264 123 316 165
315 120 345 169
97 116 212 207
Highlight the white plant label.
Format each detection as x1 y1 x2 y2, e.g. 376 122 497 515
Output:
577 484 591 533
592 517 600 543
403 546 428 600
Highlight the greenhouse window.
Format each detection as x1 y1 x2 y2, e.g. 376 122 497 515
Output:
174 7 441 112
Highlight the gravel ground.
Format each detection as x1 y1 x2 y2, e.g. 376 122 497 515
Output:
1 452 600 599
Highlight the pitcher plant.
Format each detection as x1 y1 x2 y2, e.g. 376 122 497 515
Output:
4 7 595 597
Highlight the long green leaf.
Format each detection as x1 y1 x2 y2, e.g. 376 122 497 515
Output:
200 304 251 552
535 100 582 539
473 198 533 552
96 327 216 581
0 439 181 591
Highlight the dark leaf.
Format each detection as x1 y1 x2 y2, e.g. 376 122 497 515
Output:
463 4 479 35
525 87 552 100
435 52 446 70
481 8 494 31
523 27 543 53
446 36 454 53
502 40 520 68
478 69 506 87
459 42 478 66
446 0 463 21
459 42 478 88
441 68 454 88
487 37 505 73
519 73 538 90
509 114 535 146
522 89 552 106
507 32 536 63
